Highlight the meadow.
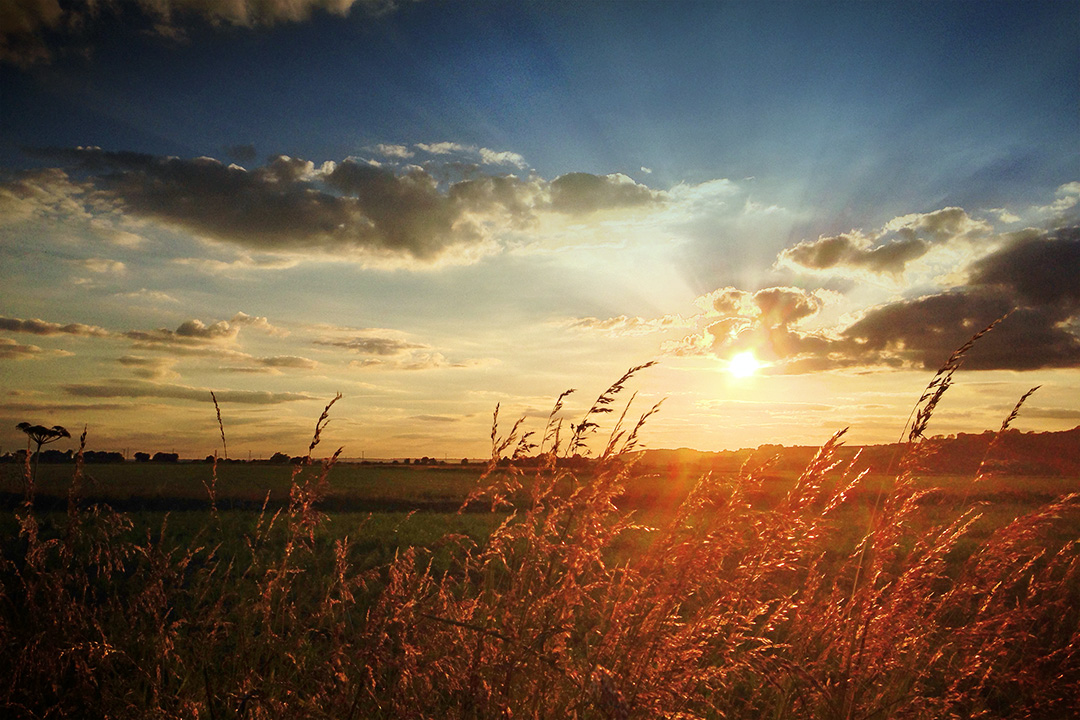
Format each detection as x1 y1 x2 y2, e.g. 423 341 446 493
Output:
1 360 1078 719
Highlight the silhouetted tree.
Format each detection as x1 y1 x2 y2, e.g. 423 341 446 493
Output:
134 452 150 462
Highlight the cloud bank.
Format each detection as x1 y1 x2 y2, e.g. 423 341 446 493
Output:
9 148 666 267
1 0 408 67
665 212 1080 374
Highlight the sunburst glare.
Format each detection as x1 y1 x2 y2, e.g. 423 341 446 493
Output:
728 350 760 378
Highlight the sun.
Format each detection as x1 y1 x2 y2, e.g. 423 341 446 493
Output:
727 350 760 378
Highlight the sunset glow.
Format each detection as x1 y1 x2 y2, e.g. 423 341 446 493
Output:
728 352 761 379
0 2 1077 459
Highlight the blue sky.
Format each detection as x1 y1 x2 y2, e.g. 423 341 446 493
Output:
1 0 1078 459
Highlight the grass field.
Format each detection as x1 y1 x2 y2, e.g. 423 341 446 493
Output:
2 363 1078 718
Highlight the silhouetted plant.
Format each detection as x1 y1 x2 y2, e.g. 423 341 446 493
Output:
15 422 70 490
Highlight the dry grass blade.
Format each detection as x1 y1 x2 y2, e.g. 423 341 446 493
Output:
972 385 1040 484
306 392 342 462
211 390 228 460
569 361 656 456
900 313 1008 449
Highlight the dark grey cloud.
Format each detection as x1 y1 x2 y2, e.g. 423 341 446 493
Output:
17 149 673 265
2 0 407 67
323 159 471 258
27 149 518 264
838 229 1080 371
548 172 660 214
967 228 1080 307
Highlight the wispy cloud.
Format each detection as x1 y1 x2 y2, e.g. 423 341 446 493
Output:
75 258 126 274
564 314 692 337
316 335 428 355
118 355 179 380
63 379 316 405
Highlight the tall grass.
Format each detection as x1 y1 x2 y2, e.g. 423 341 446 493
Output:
1 349 1077 718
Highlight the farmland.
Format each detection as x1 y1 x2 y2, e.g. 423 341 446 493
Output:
2 412 1078 718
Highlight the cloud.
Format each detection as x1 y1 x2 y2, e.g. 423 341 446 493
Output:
317 335 428 355
777 207 992 276
414 142 528 169
0 315 112 337
966 227 1080 307
24 148 518 266
2 0 408 67
478 148 528 169
172 256 303 273
258 355 319 369
1033 181 1080 219
415 142 468 156
548 172 661 214
0 337 47 359
231 311 289 336
834 227 1080 371
835 289 1079 372
123 318 241 350
118 355 178 380
665 286 835 368
1021 407 1080 420
114 288 180 304
374 144 415 159
350 351 482 371
0 168 94 226
668 225 1080 373
175 318 236 340
63 379 315 404
565 314 691 337
322 159 482 259
15 148 688 267
76 258 126 274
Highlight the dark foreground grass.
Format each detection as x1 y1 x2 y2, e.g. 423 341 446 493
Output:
1 361 1078 719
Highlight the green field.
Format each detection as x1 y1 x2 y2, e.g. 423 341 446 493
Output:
3 458 1075 569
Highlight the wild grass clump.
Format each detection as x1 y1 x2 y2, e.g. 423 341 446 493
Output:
2 340 1078 718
